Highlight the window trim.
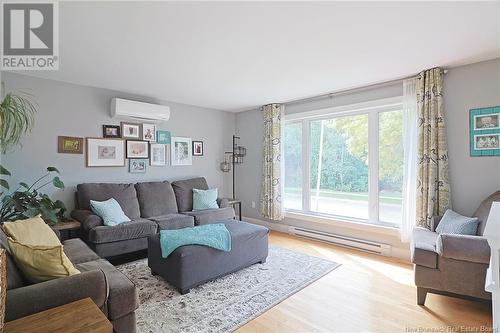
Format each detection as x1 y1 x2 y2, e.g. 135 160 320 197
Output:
284 96 404 228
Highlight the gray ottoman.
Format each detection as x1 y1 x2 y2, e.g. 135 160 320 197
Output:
147 220 269 294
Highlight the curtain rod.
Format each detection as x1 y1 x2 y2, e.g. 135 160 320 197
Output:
283 69 448 107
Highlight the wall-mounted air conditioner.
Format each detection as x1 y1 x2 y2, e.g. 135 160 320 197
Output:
110 98 170 122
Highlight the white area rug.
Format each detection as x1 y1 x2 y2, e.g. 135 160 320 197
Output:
117 246 340 333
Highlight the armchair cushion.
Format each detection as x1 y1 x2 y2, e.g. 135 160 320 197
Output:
411 228 438 269
436 234 490 264
5 269 107 321
88 219 157 244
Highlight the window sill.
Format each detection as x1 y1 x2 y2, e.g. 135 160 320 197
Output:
284 211 400 237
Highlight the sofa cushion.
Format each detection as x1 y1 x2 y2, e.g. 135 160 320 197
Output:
76 183 141 220
88 219 157 244
171 177 209 212
183 207 235 225
149 214 195 230
474 190 500 236
435 209 479 236
76 259 138 320
135 181 179 218
63 238 101 264
411 228 438 269
1 229 27 290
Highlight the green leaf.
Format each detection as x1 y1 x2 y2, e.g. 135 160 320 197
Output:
19 182 29 189
0 179 9 190
52 177 64 189
0 165 11 176
46 167 60 174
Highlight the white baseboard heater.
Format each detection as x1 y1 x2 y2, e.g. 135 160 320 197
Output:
288 226 392 256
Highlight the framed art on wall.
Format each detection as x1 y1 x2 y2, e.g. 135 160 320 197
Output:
142 123 156 142
470 106 500 156
192 141 203 156
126 140 149 159
171 137 192 166
103 125 121 138
150 143 166 166
121 122 141 140
86 138 125 167
58 136 83 154
156 130 171 144
129 159 147 173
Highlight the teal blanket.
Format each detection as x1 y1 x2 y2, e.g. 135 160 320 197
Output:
159 223 231 258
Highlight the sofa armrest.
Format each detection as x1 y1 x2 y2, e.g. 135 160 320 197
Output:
436 234 491 264
217 198 230 208
6 269 108 321
183 206 235 225
71 209 103 231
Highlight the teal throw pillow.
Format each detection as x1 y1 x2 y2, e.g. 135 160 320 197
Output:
90 198 130 226
435 209 479 235
192 188 219 211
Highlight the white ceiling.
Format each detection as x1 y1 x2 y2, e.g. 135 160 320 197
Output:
18 1 500 112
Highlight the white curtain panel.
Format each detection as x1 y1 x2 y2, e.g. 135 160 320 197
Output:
401 78 418 242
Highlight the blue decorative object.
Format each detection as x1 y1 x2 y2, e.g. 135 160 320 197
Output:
159 223 231 257
435 209 479 236
156 130 171 144
192 188 219 211
90 198 130 226
469 106 500 156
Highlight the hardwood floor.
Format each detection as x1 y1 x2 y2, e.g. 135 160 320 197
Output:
237 231 492 333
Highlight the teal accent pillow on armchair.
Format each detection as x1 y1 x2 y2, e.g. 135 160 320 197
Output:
435 209 479 235
90 198 131 226
192 188 219 211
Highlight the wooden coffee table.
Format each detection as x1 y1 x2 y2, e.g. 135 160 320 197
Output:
4 298 112 333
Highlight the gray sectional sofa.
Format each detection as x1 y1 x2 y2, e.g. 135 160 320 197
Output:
71 177 234 257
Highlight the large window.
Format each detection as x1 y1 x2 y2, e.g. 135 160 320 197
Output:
283 99 405 227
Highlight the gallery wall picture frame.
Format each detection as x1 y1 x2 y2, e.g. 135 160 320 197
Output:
142 123 156 142
121 122 141 140
150 143 166 166
156 130 171 144
129 159 147 173
103 125 121 138
470 106 500 157
86 138 125 167
171 137 192 166
126 140 149 159
58 136 84 154
192 141 203 156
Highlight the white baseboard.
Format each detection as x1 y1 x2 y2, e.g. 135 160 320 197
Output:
242 216 410 262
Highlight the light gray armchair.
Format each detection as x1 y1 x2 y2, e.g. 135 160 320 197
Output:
411 191 499 305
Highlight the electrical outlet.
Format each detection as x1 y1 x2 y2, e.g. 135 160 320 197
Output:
251 201 256 208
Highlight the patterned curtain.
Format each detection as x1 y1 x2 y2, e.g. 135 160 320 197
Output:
260 103 284 221
416 68 451 230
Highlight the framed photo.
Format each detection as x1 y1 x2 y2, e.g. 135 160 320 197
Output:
129 159 147 173
103 125 121 138
192 141 203 156
171 137 192 166
126 140 149 159
156 130 171 144
474 114 500 130
121 122 141 140
142 123 156 142
86 138 125 167
150 143 166 166
470 106 500 156
58 136 83 154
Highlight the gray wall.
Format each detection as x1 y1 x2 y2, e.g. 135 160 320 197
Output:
235 58 500 252
1 72 236 211
444 58 500 215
